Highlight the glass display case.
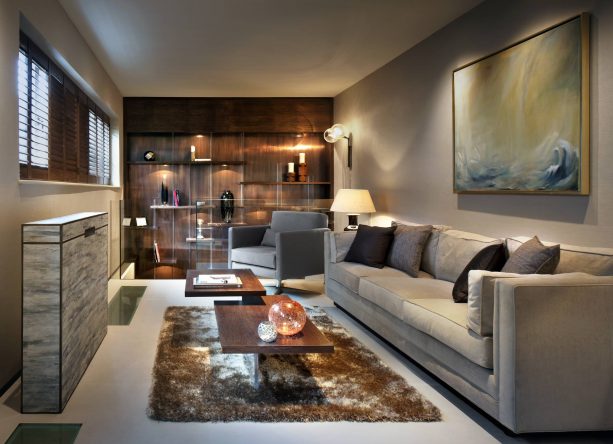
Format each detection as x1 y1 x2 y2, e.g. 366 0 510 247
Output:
122 131 332 279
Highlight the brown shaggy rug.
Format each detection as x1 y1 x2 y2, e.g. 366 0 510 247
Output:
147 306 441 422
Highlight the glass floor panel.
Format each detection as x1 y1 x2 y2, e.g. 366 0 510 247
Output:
108 286 147 325
5 423 81 444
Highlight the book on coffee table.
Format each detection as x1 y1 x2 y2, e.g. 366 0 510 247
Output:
194 274 242 288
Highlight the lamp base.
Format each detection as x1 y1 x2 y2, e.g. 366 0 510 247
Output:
344 214 359 231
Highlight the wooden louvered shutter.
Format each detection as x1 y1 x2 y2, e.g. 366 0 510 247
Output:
63 77 79 182
48 63 64 181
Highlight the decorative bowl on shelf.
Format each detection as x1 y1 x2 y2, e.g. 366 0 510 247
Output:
268 300 307 336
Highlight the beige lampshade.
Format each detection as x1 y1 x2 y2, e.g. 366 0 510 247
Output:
330 189 375 214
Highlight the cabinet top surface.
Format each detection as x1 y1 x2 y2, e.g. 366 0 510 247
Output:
24 212 107 226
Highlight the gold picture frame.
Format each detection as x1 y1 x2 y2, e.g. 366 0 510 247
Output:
452 13 590 195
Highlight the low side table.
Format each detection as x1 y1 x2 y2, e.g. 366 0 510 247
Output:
184 268 266 305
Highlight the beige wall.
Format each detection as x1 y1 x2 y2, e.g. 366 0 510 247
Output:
334 0 613 246
0 0 123 388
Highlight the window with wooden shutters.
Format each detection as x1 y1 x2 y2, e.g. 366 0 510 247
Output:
18 32 112 185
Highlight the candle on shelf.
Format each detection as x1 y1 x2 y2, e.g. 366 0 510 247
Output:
288 162 295 173
190 145 196 161
299 152 306 164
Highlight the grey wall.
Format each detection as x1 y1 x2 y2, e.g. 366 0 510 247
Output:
0 0 123 389
334 0 613 247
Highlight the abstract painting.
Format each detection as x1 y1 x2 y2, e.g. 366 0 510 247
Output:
453 14 589 194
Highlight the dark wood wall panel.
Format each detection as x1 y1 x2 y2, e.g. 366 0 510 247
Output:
124 98 333 133
123 97 333 278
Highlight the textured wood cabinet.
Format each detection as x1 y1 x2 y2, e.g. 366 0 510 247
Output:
22 212 108 413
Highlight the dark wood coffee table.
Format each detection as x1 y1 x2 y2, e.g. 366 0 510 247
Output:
184 268 266 305
214 295 334 388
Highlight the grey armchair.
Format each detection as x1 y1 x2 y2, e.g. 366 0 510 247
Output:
228 211 329 291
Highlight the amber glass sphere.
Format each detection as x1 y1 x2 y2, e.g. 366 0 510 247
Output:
268 300 307 336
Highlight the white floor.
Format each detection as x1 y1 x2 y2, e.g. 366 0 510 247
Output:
1 279 611 444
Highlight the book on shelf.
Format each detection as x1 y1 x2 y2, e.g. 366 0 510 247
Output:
193 274 242 288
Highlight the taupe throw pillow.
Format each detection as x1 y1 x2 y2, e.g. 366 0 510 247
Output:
501 236 560 274
386 224 433 277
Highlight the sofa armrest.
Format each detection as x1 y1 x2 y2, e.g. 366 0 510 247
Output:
276 228 330 281
325 231 357 264
228 225 268 266
494 273 613 433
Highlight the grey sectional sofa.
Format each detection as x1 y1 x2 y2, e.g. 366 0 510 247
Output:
324 226 613 433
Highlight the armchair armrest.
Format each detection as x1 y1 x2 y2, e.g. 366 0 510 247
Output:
276 228 330 281
228 225 268 267
494 273 613 433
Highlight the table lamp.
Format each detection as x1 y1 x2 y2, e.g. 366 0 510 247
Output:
330 189 376 231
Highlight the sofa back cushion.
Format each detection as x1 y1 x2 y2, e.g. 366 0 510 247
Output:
506 236 613 276
435 230 502 283
271 211 328 232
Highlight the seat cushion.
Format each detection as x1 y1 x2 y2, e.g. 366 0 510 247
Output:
231 246 276 269
359 276 493 369
328 262 411 293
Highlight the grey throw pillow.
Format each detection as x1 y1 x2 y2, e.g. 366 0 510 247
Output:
501 236 560 274
261 228 276 247
386 224 433 277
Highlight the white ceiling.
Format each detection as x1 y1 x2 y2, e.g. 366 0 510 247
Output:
58 0 481 97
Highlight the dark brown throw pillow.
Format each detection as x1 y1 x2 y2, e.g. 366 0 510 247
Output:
501 236 560 274
260 228 276 247
386 224 433 277
345 224 397 269
452 244 506 303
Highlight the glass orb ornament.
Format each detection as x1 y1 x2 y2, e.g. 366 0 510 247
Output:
268 300 307 336
257 321 277 342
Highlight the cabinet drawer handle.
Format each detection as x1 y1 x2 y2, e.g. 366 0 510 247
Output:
84 226 96 237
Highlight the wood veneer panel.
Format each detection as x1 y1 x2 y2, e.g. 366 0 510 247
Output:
124 98 333 133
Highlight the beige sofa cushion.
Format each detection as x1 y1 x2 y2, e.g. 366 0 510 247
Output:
358 276 493 369
506 236 613 276
435 230 502 283
328 262 415 293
